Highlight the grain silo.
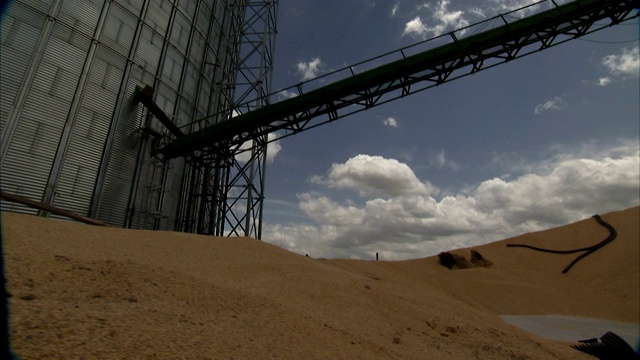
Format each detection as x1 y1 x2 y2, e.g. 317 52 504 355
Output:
0 0 277 234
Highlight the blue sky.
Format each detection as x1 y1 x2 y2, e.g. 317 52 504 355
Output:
254 0 639 260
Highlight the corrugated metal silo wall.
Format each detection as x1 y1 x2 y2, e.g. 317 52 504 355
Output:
0 0 240 230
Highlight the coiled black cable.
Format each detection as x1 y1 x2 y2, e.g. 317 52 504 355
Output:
506 215 617 274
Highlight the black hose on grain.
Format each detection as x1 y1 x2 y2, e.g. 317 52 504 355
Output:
506 215 617 274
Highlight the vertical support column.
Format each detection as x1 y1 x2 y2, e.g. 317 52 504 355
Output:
218 0 278 239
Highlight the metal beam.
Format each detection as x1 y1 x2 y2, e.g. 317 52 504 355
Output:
134 85 185 138
158 0 639 160
1 191 110 227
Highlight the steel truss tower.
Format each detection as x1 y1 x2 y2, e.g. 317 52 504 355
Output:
178 0 278 238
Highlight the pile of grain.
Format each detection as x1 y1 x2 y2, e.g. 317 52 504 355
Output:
3 207 638 359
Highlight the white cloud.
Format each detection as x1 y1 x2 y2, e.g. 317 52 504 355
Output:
598 77 612 86
267 134 283 161
488 0 543 14
602 46 639 78
277 89 298 100
485 0 573 18
403 17 427 37
467 0 572 21
261 223 338 258
296 57 323 81
391 2 400 17
263 142 640 260
430 150 459 170
534 96 568 114
469 7 485 18
312 154 438 197
235 133 282 163
403 0 469 39
298 193 364 226
383 117 398 127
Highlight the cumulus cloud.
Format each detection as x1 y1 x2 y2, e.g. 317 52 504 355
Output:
261 223 338 258
602 46 639 79
383 117 398 127
311 154 438 197
404 17 427 37
296 57 323 81
534 96 568 115
235 133 282 163
263 142 640 260
298 193 364 226
396 0 573 44
403 0 469 39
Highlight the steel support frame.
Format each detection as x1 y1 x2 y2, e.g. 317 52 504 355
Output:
181 0 278 238
159 0 639 159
